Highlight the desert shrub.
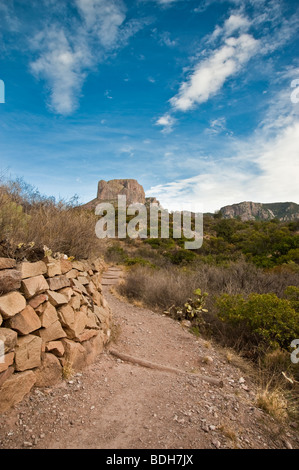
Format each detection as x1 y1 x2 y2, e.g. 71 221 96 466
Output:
0 178 99 259
164 249 197 265
216 293 299 351
283 286 299 310
105 245 127 264
118 260 299 311
165 288 208 326
125 257 155 267
117 265 197 309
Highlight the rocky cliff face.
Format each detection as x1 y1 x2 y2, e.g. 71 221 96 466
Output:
97 179 145 205
83 179 146 209
220 201 299 221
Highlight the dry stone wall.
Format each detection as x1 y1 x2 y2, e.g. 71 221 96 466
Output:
0 255 112 413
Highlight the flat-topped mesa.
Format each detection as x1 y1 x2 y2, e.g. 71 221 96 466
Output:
82 179 147 209
97 179 146 205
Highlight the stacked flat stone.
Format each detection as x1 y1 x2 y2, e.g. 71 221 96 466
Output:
0 255 111 413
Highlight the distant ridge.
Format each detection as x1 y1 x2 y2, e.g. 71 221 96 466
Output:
219 201 299 221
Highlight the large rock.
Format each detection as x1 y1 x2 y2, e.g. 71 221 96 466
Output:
61 339 86 371
71 278 88 295
15 335 42 371
0 366 14 388
37 320 67 343
39 301 58 328
72 261 85 272
46 341 65 357
47 290 68 307
69 293 81 310
47 275 70 291
0 351 14 373
28 293 48 309
34 353 62 387
19 261 47 279
0 370 36 413
58 305 87 340
60 259 73 274
0 327 18 353
57 304 75 328
0 269 22 293
57 287 73 301
65 268 79 279
21 275 49 299
46 261 62 277
0 258 16 270
82 332 105 366
8 305 41 335
0 291 26 319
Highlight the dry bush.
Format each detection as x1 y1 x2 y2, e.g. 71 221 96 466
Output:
256 387 289 422
0 178 100 260
118 265 196 310
118 260 299 312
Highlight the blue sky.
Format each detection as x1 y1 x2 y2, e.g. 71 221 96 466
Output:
0 0 298 212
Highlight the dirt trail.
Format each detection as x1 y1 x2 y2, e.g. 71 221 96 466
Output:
0 268 298 449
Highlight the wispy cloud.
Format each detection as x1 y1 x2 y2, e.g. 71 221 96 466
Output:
159 31 177 47
28 0 145 115
155 113 176 133
30 26 92 115
205 117 233 136
170 33 259 112
0 0 19 32
156 1 299 132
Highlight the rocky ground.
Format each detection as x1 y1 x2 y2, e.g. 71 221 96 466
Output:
0 274 298 449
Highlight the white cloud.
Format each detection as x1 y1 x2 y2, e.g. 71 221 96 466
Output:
205 117 232 135
75 0 125 48
159 31 177 47
154 0 180 5
0 0 19 32
30 27 91 115
211 14 250 41
104 89 113 99
120 145 134 157
29 0 144 115
155 113 176 133
147 120 299 212
170 33 259 112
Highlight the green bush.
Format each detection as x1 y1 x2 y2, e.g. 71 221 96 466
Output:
125 257 155 268
216 293 299 350
164 249 197 265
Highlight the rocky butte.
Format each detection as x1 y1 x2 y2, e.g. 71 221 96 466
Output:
82 179 159 209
